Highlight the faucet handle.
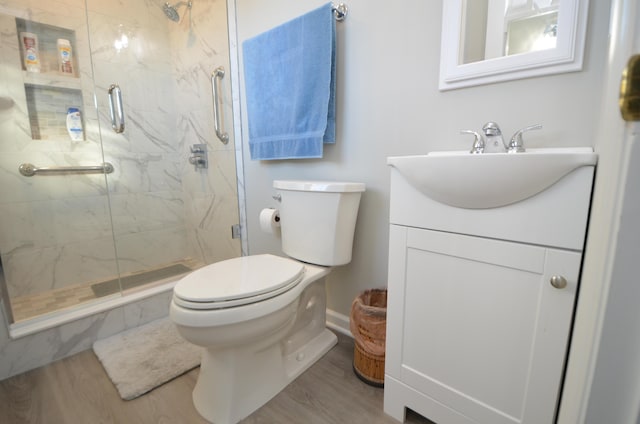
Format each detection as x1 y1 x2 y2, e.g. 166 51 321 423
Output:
461 130 484 154
190 144 205 154
508 124 542 153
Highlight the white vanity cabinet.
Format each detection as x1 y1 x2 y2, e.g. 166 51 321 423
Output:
383 158 596 424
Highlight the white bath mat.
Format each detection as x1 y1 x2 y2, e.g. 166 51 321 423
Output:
93 317 201 400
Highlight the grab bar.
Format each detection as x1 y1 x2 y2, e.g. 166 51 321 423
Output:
211 67 229 145
19 162 114 177
108 84 125 133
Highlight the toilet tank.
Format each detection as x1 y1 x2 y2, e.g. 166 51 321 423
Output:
273 180 365 266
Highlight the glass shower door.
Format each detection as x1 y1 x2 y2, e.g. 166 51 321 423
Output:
0 0 119 323
84 0 189 297
84 0 241 295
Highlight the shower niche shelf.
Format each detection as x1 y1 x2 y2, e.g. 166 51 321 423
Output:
23 71 81 90
16 18 80 80
16 18 84 141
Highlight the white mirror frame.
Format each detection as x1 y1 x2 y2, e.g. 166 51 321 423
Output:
439 0 590 91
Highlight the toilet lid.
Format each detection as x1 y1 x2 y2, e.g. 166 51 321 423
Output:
173 254 305 309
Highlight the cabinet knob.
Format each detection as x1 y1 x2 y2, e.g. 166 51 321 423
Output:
550 275 568 289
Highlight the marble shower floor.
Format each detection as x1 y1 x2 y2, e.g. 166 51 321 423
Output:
9 259 200 323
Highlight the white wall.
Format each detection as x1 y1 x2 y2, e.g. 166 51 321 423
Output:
236 0 612 318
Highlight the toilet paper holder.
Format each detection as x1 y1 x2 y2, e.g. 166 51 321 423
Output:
259 208 281 234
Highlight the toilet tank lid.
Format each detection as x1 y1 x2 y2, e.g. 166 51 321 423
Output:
274 180 365 193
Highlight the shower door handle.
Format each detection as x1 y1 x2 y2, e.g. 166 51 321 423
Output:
108 84 125 133
211 67 229 145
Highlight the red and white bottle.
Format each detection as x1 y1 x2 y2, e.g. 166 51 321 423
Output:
20 32 41 73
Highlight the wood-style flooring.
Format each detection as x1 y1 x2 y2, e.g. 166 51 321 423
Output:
0 332 433 424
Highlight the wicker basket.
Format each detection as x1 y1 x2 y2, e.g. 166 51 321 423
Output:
353 341 385 386
350 288 387 387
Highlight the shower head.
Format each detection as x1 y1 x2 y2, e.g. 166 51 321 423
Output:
162 1 192 22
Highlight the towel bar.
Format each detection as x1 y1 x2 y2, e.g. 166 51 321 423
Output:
18 162 114 177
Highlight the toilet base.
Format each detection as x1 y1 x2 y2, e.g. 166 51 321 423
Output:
192 328 337 424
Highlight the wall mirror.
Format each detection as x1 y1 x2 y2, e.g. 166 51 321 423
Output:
439 0 589 90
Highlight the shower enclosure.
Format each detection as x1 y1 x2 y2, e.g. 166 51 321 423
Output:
0 0 241 328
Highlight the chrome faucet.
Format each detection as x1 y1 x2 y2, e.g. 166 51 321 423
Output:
482 122 506 153
461 122 543 153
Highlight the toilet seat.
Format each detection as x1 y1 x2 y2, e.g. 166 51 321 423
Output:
173 254 305 310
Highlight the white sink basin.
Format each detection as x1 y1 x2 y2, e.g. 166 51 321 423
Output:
387 147 597 209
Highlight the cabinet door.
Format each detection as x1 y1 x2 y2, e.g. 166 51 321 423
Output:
385 226 581 424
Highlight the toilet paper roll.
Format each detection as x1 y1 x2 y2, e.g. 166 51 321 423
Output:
259 208 281 234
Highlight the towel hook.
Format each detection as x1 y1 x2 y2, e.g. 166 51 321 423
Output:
332 3 347 21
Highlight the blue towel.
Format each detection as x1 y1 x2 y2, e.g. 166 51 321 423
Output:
243 3 336 160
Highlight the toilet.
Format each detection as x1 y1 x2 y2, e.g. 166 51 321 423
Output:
170 180 365 424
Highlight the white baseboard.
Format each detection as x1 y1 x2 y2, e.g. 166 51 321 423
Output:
326 308 352 338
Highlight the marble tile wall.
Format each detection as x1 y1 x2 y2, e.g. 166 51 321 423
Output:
169 0 242 264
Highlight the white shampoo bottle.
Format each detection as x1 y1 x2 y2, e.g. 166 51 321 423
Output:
66 107 84 141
